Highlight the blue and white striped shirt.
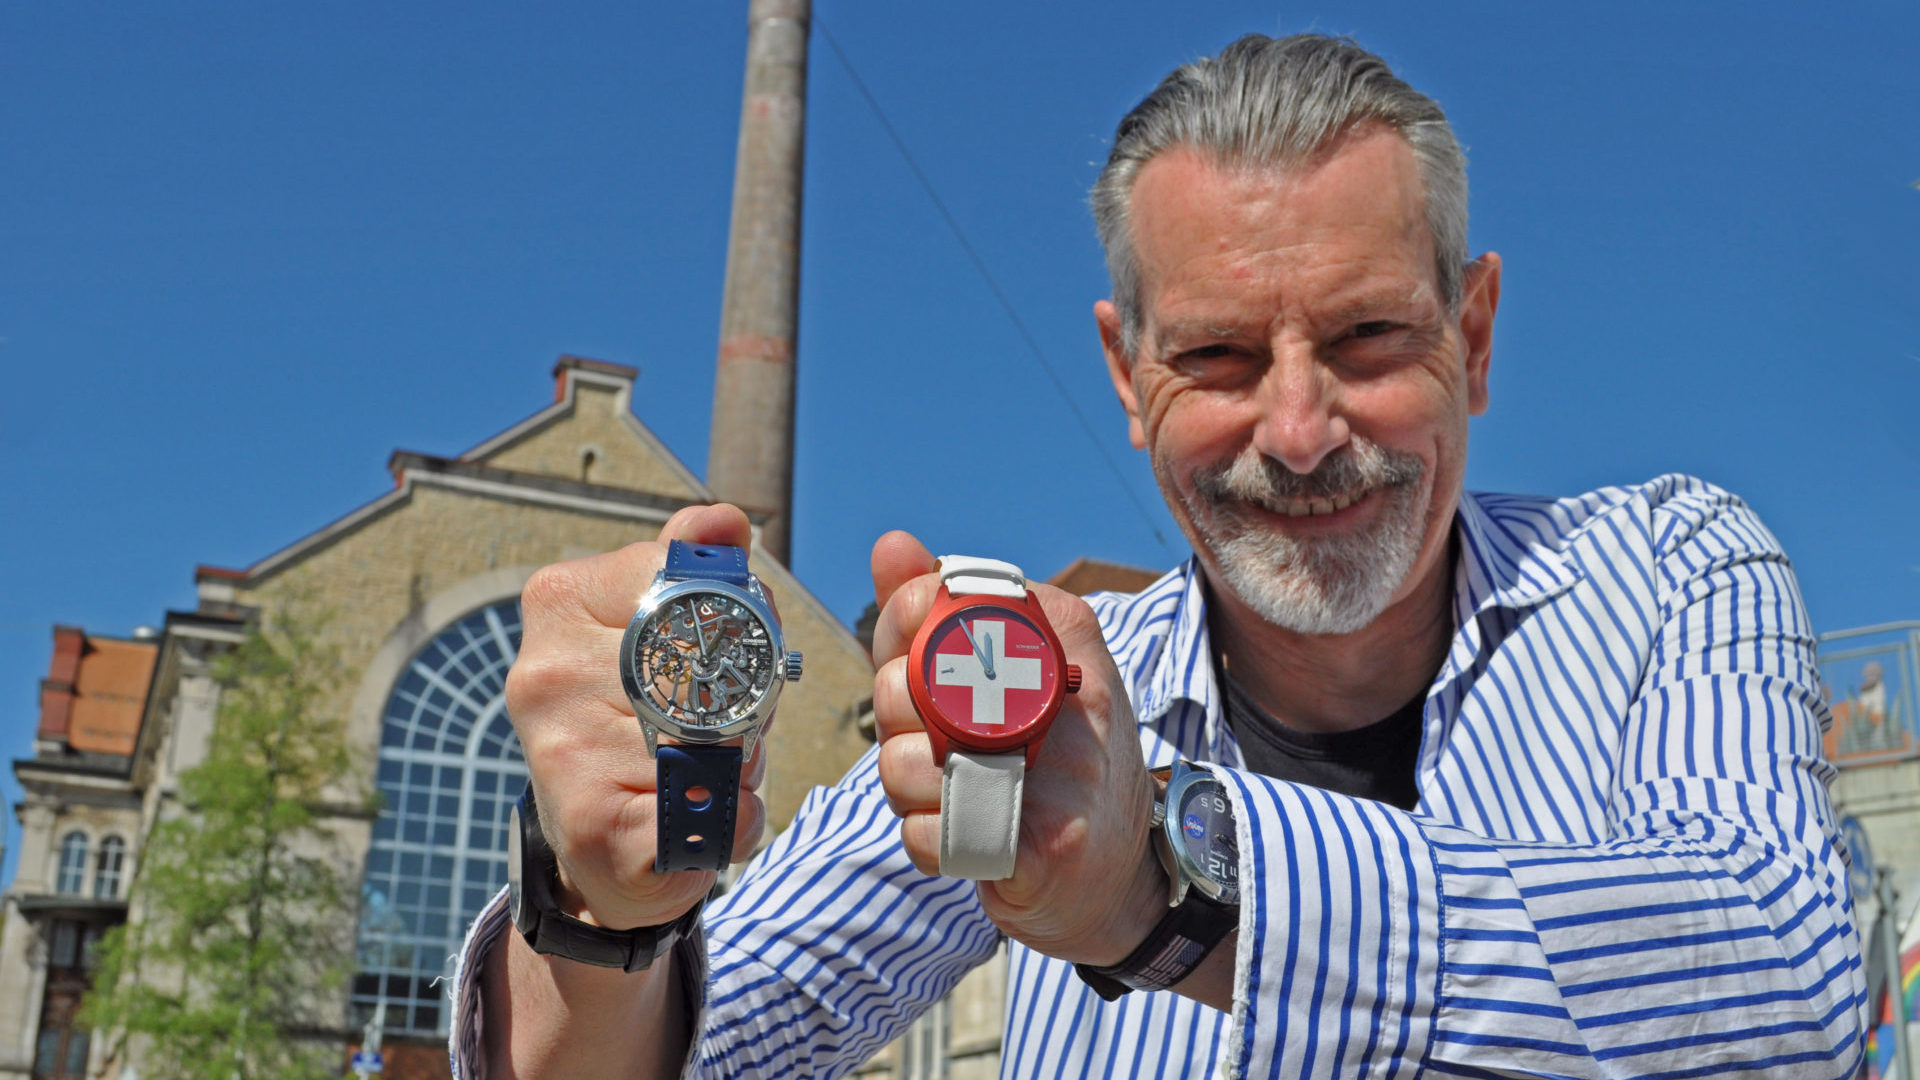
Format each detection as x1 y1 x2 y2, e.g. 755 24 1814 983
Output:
451 475 1865 1078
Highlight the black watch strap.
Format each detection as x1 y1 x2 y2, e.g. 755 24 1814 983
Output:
514 785 702 972
1074 890 1237 1001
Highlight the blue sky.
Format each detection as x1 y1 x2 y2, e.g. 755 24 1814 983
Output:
4 2 1917 883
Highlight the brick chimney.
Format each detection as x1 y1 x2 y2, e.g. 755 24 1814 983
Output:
706 0 809 565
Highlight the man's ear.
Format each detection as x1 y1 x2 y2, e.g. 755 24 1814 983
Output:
1459 253 1501 417
1096 299 1148 450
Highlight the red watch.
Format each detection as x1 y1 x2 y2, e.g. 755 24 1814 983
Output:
907 555 1081 880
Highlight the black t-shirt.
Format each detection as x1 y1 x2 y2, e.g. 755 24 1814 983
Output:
1220 672 1424 811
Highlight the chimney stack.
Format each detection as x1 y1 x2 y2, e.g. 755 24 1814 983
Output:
707 0 809 564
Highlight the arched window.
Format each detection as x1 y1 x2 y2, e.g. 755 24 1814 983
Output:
55 832 88 895
354 599 526 1036
93 837 126 900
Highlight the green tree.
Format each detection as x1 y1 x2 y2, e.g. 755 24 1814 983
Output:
83 602 370 1080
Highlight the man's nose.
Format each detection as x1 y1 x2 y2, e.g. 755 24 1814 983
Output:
1249 343 1348 476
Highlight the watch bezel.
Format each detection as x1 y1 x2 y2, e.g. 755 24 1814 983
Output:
1161 763 1240 907
620 576 791 752
907 589 1071 760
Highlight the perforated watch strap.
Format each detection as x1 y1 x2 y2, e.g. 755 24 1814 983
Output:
655 744 742 872
664 540 752 586
937 554 1027 599
939 750 1024 880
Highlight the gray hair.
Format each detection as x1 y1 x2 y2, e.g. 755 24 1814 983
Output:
1091 34 1469 355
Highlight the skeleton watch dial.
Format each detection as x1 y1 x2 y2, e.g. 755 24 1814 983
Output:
627 591 778 731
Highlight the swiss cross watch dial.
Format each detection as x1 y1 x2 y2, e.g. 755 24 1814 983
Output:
627 591 778 730
921 605 1061 739
1174 777 1240 905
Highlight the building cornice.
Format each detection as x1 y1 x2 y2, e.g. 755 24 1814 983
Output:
14 758 138 790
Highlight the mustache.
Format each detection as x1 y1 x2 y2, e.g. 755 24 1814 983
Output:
1190 441 1423 509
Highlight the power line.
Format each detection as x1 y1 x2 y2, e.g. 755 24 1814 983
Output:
814 19 1175 557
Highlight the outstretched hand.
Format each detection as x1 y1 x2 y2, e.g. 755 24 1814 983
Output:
503 504 774 931
867 530 1165 966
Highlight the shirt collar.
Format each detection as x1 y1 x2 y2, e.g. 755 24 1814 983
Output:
1138 557 1219 731
1452 489 1584 617
1134 489 1583 731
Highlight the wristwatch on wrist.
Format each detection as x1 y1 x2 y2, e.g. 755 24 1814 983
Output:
1075 760 1241 999
620 541 802 872
906 555 1082 880
508 784 702 971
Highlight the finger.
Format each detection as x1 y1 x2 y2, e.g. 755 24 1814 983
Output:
1028 583 1106 653
877 731 942 816
871 570 942 668
870 533 939 665
561 504 756 629
658 502 754 549
741 734 769 791
871 655 927 743
899 810 942 877
731 791 767 864
505 628 646 753
872 530 936 615
658 500 785 632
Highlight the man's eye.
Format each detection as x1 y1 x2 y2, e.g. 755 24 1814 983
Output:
1351 321 1396 339
1181 344 1234 360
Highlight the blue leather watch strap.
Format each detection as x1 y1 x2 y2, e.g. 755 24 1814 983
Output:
664 540 751 586
655 743 743 872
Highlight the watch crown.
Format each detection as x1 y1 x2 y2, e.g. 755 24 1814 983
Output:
1065 664 1082 694
785 651 804 682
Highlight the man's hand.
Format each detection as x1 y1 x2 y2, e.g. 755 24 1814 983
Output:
868 531 1165 966
504 503 772 932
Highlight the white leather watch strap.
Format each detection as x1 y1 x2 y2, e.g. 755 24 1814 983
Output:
938 554 1027 599
940 750 1024 880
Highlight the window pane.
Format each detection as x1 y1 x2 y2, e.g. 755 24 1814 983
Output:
356 598 526 1036
94 837 125 899
56 833 88 895
64 1029 90 1075
35 1029 58 1073
50 922 79 968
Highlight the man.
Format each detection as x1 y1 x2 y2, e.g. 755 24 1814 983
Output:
456 35 1864 1078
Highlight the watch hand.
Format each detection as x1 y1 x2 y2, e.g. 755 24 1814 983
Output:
961 620 996 678
689 604 711 658
982 631 997 679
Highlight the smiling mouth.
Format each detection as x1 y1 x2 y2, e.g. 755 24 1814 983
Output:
1240 486 1380 519
1274 488 1368 517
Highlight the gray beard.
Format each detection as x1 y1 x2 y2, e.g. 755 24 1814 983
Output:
1164 440 1428 636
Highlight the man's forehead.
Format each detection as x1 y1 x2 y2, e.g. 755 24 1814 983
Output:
1126 134 1439 326
1152 279 1437 336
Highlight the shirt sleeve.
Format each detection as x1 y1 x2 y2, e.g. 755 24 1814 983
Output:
1213 484 1867 1079
688 747 1001 1075
444 747 1001 1079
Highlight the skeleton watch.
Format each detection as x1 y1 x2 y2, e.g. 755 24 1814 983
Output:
619 541 801 872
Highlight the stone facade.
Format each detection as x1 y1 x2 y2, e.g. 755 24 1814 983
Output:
3 357 877 1079
0 627 156 1080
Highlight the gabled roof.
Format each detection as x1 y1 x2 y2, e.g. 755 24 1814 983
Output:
461 356 711 499
194 357 718 588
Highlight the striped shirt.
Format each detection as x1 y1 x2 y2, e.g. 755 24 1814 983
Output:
450 474 1865 1078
